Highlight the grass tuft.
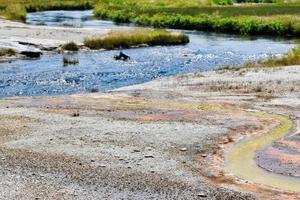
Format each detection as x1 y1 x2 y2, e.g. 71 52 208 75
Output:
84 29 189 50
62 42 79 51
63 56 79 66
0 48 16 57
2 4 26 21
245 45 300 68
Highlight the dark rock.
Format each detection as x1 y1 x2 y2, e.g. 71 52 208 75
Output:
144 155 154 158
114 51 130 61
197 193 207 197
20 51 42 58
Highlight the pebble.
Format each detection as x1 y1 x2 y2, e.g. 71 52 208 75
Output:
197 193 207 197
144 155 154 158
200 154 207 158
146 147 153 151
180 147 187 151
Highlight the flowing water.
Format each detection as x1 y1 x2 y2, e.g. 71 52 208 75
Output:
19 10 300 192
0 10 294 98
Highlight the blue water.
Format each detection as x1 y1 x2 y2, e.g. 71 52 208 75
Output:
0 10 294 98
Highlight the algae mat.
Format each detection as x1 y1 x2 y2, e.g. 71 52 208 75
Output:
226 113 300 192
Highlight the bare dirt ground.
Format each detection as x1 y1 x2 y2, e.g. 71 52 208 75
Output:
0 65 299 199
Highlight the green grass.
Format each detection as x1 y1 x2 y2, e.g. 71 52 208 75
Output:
84 29 189 50
94 0 300 37
0 0 96 21
245 45 300 68
95 2 300 17
62 42 79 51
2 0 300 37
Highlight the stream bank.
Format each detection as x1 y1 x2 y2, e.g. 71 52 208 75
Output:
0 10 294 98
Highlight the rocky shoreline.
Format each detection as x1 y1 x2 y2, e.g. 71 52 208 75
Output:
0 19 109 60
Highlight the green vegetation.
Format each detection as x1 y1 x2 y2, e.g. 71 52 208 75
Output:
1 0 300 37
219 43 300 69
245 45 300 67
0 0 96 21
2 4 27 21
94 0 300 37
63 56 79 66
84 29 189 50
0 48 16 57
62 42 79 51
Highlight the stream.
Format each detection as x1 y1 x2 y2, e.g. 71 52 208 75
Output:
0 10 295 98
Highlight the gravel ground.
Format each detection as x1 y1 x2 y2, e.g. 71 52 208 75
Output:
0 65 299 199
0 100 258 199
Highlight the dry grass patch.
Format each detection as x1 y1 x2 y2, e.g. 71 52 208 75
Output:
84 29 189 50
0 48 16 57
62 42 79 51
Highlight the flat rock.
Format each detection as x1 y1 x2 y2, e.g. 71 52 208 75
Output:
20 51 42 58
